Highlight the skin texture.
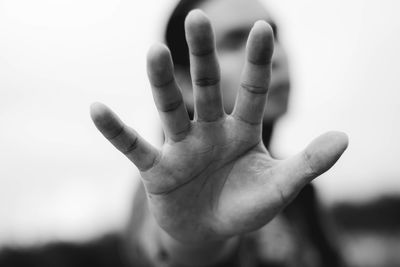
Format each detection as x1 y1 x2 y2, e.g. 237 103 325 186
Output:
90 9 348 246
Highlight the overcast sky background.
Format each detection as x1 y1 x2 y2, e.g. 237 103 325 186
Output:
0 0 399 247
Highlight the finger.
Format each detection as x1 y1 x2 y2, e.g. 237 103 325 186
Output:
147 44 191 141
274 131 349 204
232 21 274 125
90 102 159 172
185 10 224 122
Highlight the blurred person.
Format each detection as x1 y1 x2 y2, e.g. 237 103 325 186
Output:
0 0 348 266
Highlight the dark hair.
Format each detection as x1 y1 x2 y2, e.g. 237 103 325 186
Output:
165 0 210 68
165 0 281 70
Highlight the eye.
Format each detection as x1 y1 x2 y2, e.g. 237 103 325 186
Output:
268 21 279 40
218 29 248 51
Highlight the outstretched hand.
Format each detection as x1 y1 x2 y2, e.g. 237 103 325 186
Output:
90 10 348 244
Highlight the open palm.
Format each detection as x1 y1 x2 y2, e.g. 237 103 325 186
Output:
90 10 348 243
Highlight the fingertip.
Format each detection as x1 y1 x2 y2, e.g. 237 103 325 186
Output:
185 9 210 28
89 102 122 136
253 20 274 36
307 131 349 157
333 130 349 145
247 20 274 65
302 131 349 179
147 43 175 86
147 43 170 62
147 43 172 68
184 9 215 55
321 131 349 154
90 102 109 122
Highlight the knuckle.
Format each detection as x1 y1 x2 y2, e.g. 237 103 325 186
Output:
158 99 183 113
152 77 175 88
123 136 140 155
193 77 220 87
107 124 125 140
240 82 267 95
190 47 214 57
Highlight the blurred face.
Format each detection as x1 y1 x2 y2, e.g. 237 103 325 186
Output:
178 0 290 122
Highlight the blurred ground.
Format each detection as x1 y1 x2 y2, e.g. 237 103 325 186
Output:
331 196 400 267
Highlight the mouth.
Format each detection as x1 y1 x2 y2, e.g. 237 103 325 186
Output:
268 80 290 102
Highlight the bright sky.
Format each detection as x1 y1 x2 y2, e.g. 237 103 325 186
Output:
0 0 399 246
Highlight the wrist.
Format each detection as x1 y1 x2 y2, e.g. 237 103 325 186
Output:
126 186 241 266
158 229 239 266
137 208 240 266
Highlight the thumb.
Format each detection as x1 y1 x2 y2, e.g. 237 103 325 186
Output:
274 131 349 203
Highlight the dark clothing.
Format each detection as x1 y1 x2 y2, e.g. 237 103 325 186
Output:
0 235 282 267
